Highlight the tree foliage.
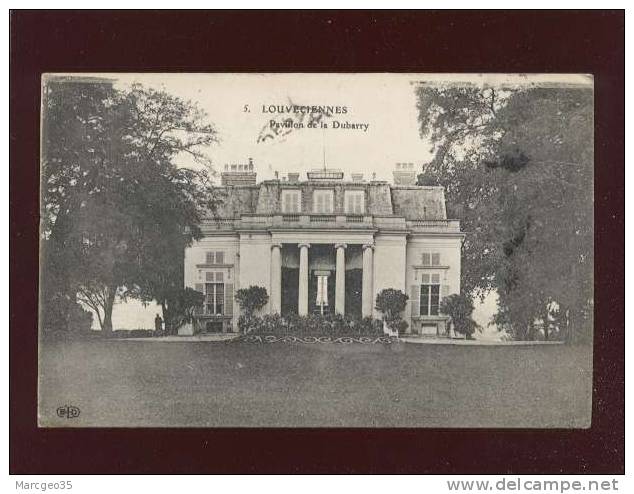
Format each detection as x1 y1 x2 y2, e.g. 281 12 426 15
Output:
40 77 220 333
416 83 593 341
167 287 205 333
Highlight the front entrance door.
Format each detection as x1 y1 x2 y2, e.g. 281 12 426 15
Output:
309 270 334 315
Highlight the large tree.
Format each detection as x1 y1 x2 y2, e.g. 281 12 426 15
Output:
415 83 593 341
40 77 122 332
111 85 221 332
41 78 220 333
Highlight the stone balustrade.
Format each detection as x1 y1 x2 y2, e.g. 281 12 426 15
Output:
200 215 461 233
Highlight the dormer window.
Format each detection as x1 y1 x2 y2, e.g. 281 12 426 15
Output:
344 190 365 214
282 189 301 213
313 190 334 214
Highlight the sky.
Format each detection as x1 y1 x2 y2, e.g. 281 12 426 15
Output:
107 73 436 181
67 73 591 336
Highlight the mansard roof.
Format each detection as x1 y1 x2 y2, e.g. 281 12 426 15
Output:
208 180 448 221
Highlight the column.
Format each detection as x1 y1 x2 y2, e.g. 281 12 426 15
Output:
362 243 374 318
298 243 310 315
270 243 282 314
335 243 346 315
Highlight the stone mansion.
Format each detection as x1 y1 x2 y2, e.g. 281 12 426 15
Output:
182 161 464 337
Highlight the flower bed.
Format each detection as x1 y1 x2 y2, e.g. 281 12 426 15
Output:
237 313 385 337
230 334 397 345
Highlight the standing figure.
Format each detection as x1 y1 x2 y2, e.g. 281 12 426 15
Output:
154 313 163 333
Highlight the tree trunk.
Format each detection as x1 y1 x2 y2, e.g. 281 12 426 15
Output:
95 308 104 331
101 285 117 335
543 306 550 341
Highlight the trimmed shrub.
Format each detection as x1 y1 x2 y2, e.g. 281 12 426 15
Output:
375 289 408 321
235 286 269 317
375 288 409 334
440 293 479 338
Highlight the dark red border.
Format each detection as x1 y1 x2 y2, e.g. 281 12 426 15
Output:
10 10 624 474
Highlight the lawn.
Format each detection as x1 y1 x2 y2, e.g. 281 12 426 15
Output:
38 338 592 428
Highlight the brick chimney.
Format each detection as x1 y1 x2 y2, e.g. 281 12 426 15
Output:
392 162 417 185
221 158 257 186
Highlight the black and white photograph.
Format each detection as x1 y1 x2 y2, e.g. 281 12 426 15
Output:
37 73 594 428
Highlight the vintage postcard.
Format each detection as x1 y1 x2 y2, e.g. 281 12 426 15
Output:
38 73 593 427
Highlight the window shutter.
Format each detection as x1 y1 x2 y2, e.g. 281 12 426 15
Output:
442 285 451 299
421 253 431 266
216 272 224 282
432 253 440 266
194 284 204 315
205 272 215 282
206 252 214 264
431 273 440 284
216 251 224 264
224 283 233 316
421 273 430 284
410 285 420 317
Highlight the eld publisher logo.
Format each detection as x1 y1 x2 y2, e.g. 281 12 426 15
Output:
56 405 80 419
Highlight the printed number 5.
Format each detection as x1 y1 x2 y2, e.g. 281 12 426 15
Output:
243 104 250 113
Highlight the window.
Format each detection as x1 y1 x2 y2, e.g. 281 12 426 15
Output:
420 273 441 316
205 272 225 315
282 190 301 213
205 251 225 265
344 190 365 214
313 190 334 214
421 252 440 266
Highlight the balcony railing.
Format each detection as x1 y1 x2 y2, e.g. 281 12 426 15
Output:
411 220 450 227
201 218 236 232
407 219 461 232
203 215 460 232
310 215 335 223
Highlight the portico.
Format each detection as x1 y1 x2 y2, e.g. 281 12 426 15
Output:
269 237 375 318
